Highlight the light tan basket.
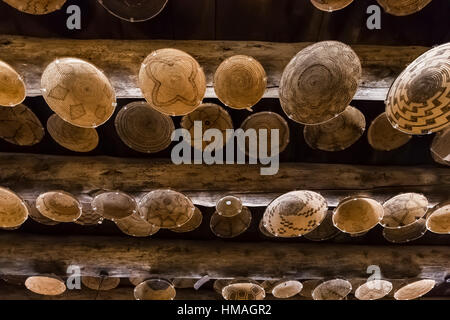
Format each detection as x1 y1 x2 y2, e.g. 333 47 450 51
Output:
36 190 81 223
386 43 450 135
279 41 361 125
25 275 66 296
138 189 195 229
3 0 66 14
0 104 44 146
214 55 266 110
271 280 303 299
41 57 116 128
333 196 384 234
381 193 428 228
0 60 25 106
354 280 393 300
376 0 433 16
394 279 435 300
139 48 206 116
426 201 450 234
0 187 28 228
310 0 354 12
383 218 427 243
115 212 160 237
312 279 352 300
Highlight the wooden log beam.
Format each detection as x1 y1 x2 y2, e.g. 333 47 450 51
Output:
0 35 429 101
0 234 448 281
0 153 448 208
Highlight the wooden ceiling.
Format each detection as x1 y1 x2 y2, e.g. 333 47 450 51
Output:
0 0 449 300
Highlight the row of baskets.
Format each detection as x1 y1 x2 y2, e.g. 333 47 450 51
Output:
1 186 449 240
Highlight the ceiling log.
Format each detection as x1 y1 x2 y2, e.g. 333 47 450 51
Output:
0 35 429 101
0 233 448 281
0 153 448 208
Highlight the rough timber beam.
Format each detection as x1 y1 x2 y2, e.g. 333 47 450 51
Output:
0 35 429 101
0 153 448 208
0 233 448 281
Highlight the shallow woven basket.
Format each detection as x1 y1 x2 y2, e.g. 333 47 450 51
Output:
0 186 28 228
3 0 66 15
180 103 233 151
215 195 243 218
376 0 433 16
115 101 175 153
271 280 303 299
134 278 176 300
27 199 59 226
222 279 265 301
92 191 137 221
381 193 428 228
394 279 435 300
332 196 384 235
0 60 26 107
367 112 412 151
75 201 104 226
383 218 427 243
25 275 66 296
354 280 393 300
310 0 354 12
210 207 252 238
98 0 168 22
240 111 290 156
47 114 99 152
430 127 450 166
138 189 195 229
385 43 450 135
41 57 116 128
262 190 328 238
169 207 203 233
304 106 365 152
312 279 352 300
214 55 267 110
279 41 361 125
115 212 160 237
139 48 206 116
0 103 44 146
82 276 121 291
36 190 82 223
426 201 450 234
